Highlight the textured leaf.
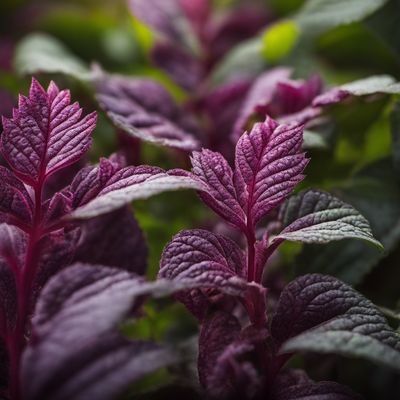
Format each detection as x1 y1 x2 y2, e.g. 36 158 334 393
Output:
296 160 400 285
232 68 292 140
235 117 308 229
96 73 200 151
274 190 382 248
69 160 203 219
1 79 96 186
272 274 400 371
14 33 90 80
198 312 261 399
73 207 147 274
296 0 388 35
0 166 33 226
273 380 360 400
159 229 250 319
313 75 400 107
191 149 246 231
0 224 25 334
21 264 192 400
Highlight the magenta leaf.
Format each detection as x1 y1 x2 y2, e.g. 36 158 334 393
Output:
232 68 292 140
271 274 400 371
159 229 253 319
273 190 382 248
96 74 200 151
234 117 308 229
68 160 203 219
73 207 147 274
21 263 192 400
313 75 400 107
1 78 96 185
191 149 246 230
0 166 33 227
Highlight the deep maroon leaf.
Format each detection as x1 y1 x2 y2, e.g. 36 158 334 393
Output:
42 190 72 227
0 166 33 227
234 117 308 229
96 74 200 151
232 68 291 140
73 207 147 274
69 159 203 219
21 263 193 400
159 229 251 319
191 149 246 231
273 189 382 247
271 274 400 371
1 79 96 186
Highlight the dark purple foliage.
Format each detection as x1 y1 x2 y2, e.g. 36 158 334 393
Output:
0 78 201 399
158 116 398 399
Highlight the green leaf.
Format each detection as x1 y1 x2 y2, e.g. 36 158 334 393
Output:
262 20 300 62
275 189 382 248
295 0 389 36
303 130 329 150
14 33 91 81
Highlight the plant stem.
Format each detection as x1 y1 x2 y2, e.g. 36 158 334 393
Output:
8 179 44 400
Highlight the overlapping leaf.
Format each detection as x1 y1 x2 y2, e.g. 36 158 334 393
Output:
1 79 96 186
96 74 200 151
273 189 382 247
159 229 250 319
68 157 203 219
21 263 194 400
271 274 400 371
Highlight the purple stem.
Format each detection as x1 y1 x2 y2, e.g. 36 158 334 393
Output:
7 178 44 400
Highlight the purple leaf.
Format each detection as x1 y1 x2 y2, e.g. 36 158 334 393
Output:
234 117 308 229
73 207 147 274
271 274 400 371
0 224 25 332
273 379 361 400
232 68 292 140
198 311 261 399
151 41 203 91
96 73 200 151
69 160 203 219
313 75 400 107
42 190 72 228
273 190 382 247
0 339 7 392
191 149 246 231
0 166 33 227
21 263 191 400
1 79 96 186
159 229 252 319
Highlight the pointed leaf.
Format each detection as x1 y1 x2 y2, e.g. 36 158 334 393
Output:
1 79 96 185
22 263 195 400
73 207 147 274
191 149 246 230
235 117 308 229
274 190 382 248
159 229 250 319
272 274 400 371
96 74 200 151
0 166 33 226
313 75 400 107
69 162 203 219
